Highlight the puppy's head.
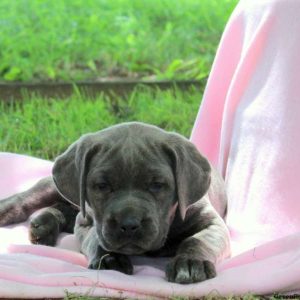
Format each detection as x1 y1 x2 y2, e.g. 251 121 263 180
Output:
52 122 211 255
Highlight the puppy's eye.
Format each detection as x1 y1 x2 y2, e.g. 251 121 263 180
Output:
149 182 164 193
94 182 112 193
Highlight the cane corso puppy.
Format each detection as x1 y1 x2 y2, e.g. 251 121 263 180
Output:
0 122 230 283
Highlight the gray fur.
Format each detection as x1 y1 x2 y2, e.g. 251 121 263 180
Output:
0 122 230 283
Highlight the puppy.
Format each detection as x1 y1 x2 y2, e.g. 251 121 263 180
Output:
0 122 230 283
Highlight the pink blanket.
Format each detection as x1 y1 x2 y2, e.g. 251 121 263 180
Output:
2 0 300 298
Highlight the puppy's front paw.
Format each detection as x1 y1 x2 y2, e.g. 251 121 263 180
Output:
88 253 133 275
166 256 216 284
29 211 60 246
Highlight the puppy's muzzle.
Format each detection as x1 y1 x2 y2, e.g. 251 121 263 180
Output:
107 214 143 239
99 194 160 254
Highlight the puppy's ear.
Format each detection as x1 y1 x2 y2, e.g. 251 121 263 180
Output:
166 134 211 220
52 134 98 217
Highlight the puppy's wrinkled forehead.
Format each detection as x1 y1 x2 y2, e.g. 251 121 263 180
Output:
88 123 173 181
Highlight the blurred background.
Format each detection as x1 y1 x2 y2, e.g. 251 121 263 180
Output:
0 0 238 159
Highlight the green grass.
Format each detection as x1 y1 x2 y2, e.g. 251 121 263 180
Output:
0 0 238 82
63 291 263 300
0 0 239 158
0 86 202 159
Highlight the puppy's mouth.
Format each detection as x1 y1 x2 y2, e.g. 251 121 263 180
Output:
100 230 167 255
100 237 147 255
99 232 168 256
116 243 146 255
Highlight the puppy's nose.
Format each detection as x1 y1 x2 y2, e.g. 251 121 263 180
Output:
119 217 141 236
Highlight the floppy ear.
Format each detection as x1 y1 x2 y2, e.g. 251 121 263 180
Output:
166 134 211 220
52 134 98 218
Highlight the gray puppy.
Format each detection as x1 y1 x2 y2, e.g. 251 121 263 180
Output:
0 122 230 284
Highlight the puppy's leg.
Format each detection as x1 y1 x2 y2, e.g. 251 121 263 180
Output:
0 176 60 226
29 202 78 246
166 199 230 284
75 213 133 274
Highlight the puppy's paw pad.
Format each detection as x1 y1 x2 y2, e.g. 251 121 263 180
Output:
88 253 133 275
29 212 59 246
166 256 216 284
